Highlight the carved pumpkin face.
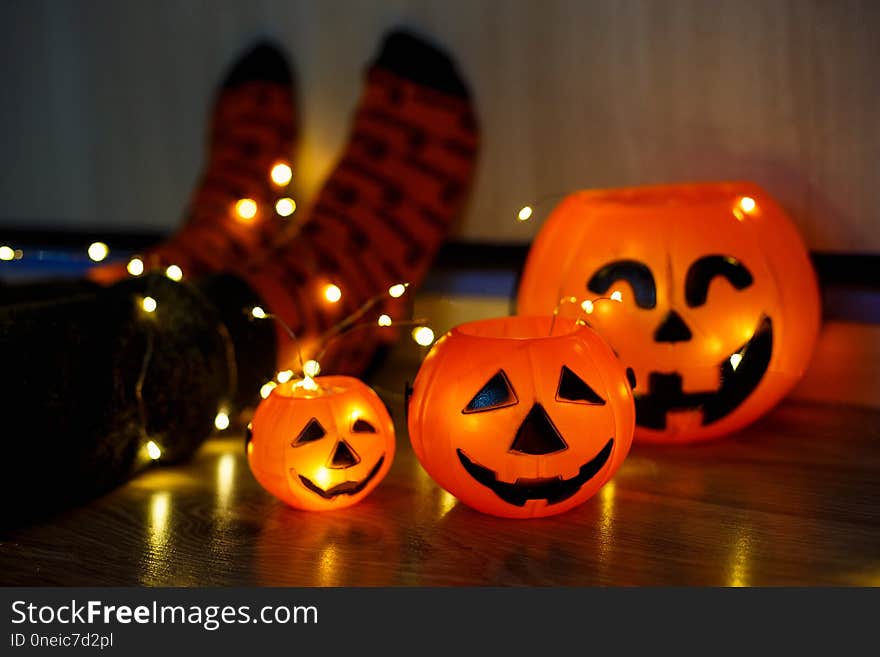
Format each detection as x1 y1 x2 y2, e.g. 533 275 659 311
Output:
247 375 395 511
408 316 635 518
517 182 820 443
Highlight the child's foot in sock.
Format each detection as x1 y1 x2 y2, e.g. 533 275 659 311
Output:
244 29 479 376
89 42 298 284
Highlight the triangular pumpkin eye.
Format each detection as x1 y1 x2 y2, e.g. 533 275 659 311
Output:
352 418 377 433
557 366 606 405
463 370 518 414
292 418 326 446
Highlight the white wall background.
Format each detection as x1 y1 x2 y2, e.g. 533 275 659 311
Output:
1 0 878 251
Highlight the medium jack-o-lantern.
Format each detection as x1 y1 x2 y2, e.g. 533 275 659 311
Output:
517 182 820 443
248 375 395 511
408 315 635 518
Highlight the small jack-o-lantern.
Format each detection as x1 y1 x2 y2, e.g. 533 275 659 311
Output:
248 375 395 511
408 316 635 518
517 182 820 443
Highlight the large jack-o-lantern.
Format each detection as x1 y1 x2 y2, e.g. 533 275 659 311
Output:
408 316 635 518
248 376 395 511
517 182 820 443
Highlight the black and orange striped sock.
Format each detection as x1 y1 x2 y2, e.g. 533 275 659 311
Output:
243 30 479 375
90 41 298 284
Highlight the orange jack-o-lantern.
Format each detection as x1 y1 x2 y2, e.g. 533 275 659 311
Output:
247 375 395 511
408 316 635 518
517 182 820 443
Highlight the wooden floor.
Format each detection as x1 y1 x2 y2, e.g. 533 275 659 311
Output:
2 349 879 586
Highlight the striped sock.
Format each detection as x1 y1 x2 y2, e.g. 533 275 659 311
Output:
89 41 298 283
244 30 478 375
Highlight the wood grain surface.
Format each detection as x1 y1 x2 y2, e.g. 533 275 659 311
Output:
2 346 878 586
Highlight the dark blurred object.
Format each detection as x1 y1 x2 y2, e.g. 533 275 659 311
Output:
0 273 275 526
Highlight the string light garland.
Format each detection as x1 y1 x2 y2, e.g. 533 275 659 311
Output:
87 242 109 262
323 284 342 303
214 410 230 431
312 282 429 364
412 326 435 346
141 296 158 314
739 196 756 213
388 283 408 298
514 197 628 336
134 311 158 461
234 198 258 222
549 292 624 335
129 275 239 466
165 264 183 282
127 257 145 276
1 245 24 261
733 196 759 221
145 440 162 460
275 197 296 217
513 192 570 225
102 161 303 283
260 381 278 399
270 162 293 186
249 280 434 394
5 163 302 290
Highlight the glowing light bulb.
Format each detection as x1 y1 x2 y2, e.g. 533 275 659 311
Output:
388 283 407 298
581 299 594 314
127 257 144 276
610 290 623 302
517 206 534 221
235 198 258 222
87 242 109 262
323 284 342 303
0 245 15 261
165 264 183 281
739 196 756 213
729 353 743 371
275 197 296 217
303 360 321 377
377 314 392 327
146 440 162 460
251 306 266 319
297 376 319 392
260 381 277 399
214 411 230 431
276 369 294 383
270 162 292 186
141 296 157 313
315 466 332 488
412 326 435 346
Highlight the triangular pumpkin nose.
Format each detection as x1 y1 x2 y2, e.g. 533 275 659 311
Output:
510 404 568 455
328 440 361 469
654 310 693 343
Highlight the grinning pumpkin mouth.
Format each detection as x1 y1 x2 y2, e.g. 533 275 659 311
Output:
635 315 773 430
456 438 614 507
294 456 385 499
